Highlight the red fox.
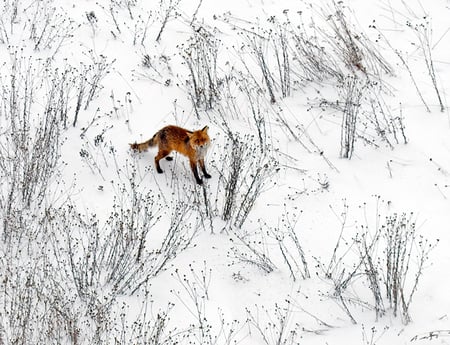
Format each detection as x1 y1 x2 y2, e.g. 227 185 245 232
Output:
130 125 211 185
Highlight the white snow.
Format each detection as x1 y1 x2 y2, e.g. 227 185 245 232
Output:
1 0 449 344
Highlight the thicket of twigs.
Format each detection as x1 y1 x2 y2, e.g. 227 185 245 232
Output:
321 198 437 325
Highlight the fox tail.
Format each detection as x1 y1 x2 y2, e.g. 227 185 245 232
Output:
129 135 157 152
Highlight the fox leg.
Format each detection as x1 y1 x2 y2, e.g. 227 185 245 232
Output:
199 159 211 179
190 160 203 185
155 150 171 173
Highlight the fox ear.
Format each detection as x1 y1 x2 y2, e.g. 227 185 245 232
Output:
201 126 209 133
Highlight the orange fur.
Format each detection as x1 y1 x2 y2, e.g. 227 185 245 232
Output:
130 125 211 184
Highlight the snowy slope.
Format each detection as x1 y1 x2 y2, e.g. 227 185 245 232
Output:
0 0 449 344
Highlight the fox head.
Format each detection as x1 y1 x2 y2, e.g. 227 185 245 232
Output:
188 126 210 155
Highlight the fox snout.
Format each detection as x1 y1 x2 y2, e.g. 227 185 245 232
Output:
195 143 209 157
